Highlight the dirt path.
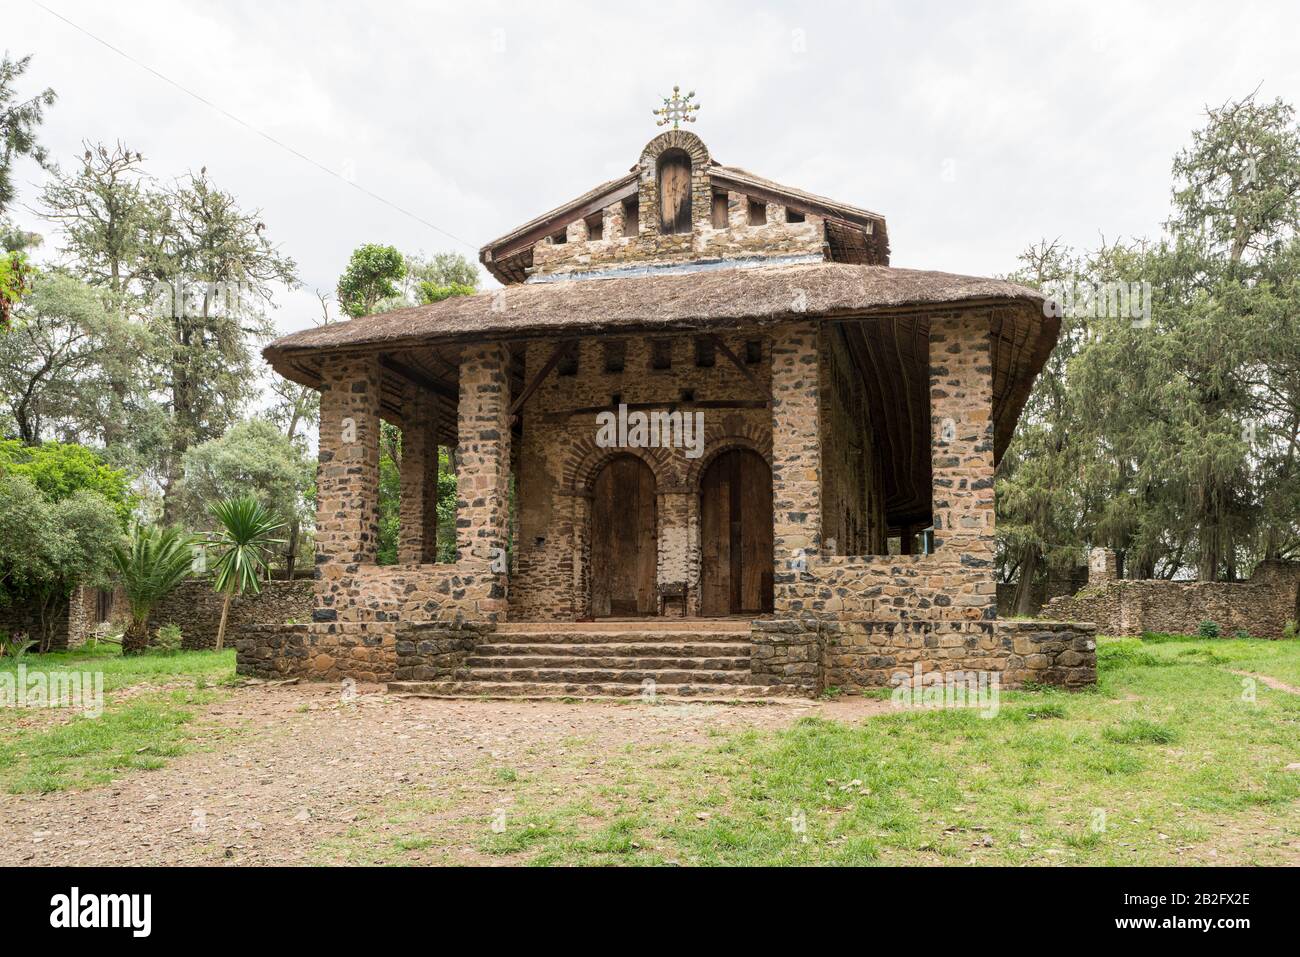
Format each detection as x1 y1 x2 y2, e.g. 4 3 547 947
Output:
0 685 890 866
1230 669 1300 695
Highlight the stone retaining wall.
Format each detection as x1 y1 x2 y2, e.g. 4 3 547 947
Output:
235 621 397 683
756 617 1097 694
154 579 314 650
1041 560 1300 639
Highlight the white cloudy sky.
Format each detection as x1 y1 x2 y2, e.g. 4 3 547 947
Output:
8 0 1300 337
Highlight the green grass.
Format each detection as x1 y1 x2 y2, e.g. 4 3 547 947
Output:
319 633 1300 866
0 643 235 793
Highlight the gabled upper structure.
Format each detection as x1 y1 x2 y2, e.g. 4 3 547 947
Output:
479 129 889 285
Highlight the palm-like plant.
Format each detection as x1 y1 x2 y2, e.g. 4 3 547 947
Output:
111 525 196 656
207 496 285 652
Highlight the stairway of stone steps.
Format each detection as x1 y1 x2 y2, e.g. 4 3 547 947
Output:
388 620 792 701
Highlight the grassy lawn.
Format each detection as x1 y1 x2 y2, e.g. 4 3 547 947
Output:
0 643 236 794
324 635 1300 866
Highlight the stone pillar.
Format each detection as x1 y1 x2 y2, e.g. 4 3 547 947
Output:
1089 547 1118 583
727 191 748 228
771 322 821 609
602 202 625 242
766 202 787 225
565 218 589 243
315 353 381 569
455 343 511 567
929 315 996 618
398 383 440 564
657 489 691 617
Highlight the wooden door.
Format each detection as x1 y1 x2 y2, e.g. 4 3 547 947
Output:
699 449 774 616
657 150 692 235
590 456 657 617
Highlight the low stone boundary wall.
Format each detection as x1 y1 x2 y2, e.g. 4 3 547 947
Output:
154 579 314 650
765 618 1098 694
1041 560 1300 639
235 621 397 683
394 620 494 680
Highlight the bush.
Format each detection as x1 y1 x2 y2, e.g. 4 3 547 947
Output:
1232 628 1250 640
1197 620 1220 639
152 622 183 654
1284 620 1298 641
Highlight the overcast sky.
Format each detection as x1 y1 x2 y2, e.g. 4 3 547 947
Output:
9 0 1300 337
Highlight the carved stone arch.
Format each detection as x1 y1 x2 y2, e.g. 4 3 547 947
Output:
684 426 774 491
638 130 711 170
563 434 677 496
637 131 712 241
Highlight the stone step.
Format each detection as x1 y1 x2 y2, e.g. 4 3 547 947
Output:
466 654 750 671
473 642 750 659
452 666 752 685
388 680 792 702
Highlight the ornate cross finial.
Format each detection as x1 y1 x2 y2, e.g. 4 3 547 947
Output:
653 85 700 129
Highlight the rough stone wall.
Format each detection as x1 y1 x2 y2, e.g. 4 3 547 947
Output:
236 621 395 683
238 342 513 682
818 619 1096 691
772 312 997 624
1042 560 1300 639
529 130 826 282
759 312 1030 692
995 568 1088 617
509 331 773 621
0 594 72 651
153 579 314 650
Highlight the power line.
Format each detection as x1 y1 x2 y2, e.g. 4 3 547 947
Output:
30 0 477 252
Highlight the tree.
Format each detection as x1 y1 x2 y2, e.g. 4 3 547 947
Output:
0 53 56 217
177 419 312 577
0 439 135 524
337 244 406 317
206 496 283 652
0 272 147 445
110 523 195 655
0 476 119 652
402 250 479 305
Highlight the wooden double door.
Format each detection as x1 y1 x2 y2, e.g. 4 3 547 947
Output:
699 449 774 616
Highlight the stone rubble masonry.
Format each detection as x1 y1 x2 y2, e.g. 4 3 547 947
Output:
1089 546 1118 582
1043 556 1300 639
530 130 828 281
394 620 494 681
153 578 314 650
509 331 773 621
238 342 513 683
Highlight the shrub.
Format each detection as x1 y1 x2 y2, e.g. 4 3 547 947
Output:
1283 620 1298 641
1232 629 1250 640
1197 620 1220 639
152 623 183 654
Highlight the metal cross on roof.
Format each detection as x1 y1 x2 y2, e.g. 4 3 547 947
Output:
653 86 700 129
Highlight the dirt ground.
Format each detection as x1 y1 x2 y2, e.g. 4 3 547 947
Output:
0 684 887 866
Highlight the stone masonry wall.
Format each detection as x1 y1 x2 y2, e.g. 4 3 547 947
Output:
237 343 514 683
530 130 827 282
1042 559 1300 639
509 330 774 621
154 579 314 650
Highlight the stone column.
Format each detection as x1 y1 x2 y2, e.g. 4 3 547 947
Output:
315 353 381 569
1088 547 1118 582
398 383 440 564
770 321 821 607
455 343 511 567
928 315 996 619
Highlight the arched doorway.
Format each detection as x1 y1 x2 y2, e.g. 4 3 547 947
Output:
699 448 773 616
589 455 657 617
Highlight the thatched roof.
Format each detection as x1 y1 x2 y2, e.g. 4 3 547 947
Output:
264 261 1057 522
267 261 1044 358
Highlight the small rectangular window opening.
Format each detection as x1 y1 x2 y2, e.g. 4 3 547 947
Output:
747 199 766 226
694 336 716 368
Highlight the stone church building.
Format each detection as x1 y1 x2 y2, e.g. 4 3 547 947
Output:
247 126 1097 697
